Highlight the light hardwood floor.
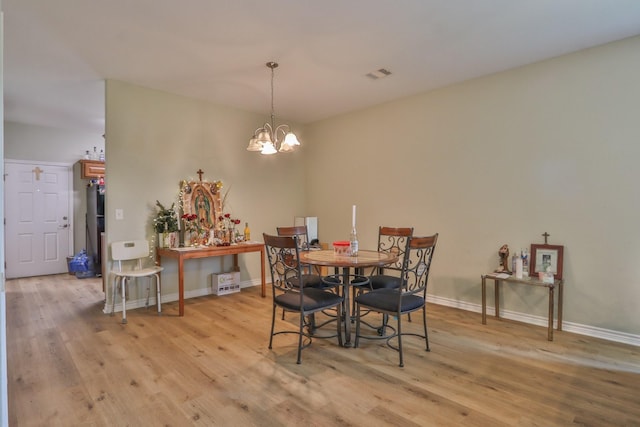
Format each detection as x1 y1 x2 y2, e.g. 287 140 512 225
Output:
6 274 640 426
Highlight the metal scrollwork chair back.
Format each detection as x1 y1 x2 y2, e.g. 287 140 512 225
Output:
355 233 438 367
369 226 414 290
264 233 344 364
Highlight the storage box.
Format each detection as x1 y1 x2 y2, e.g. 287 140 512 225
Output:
211 272 241 295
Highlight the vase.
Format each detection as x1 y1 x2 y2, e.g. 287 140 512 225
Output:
164 232 178 248
157 233 165 248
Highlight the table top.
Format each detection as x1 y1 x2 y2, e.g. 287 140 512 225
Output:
300 249 398 268
157 241 264 257
482 272 563 288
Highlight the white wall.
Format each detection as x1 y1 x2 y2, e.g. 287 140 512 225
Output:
4 121 104 252
0 5 8 425
4 121 103 164
305 35 640 336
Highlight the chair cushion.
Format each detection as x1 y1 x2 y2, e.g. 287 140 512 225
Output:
275 288 343 312
349 275 372 288
355 289 424 313
370 274 401 290
288 274 323 288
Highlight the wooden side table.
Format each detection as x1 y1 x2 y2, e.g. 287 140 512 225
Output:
481 273 564 341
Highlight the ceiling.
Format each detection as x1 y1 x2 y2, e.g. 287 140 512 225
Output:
5 0 640 134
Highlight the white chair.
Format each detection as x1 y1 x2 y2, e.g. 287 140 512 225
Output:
110 240 163 324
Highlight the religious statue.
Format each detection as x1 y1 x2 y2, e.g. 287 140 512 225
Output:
194 187 212 228
496 244 511 273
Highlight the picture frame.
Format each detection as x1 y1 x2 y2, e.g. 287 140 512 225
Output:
530 244 564 280
180 180 223 230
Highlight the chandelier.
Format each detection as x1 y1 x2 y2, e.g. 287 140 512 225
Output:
247 62 300 155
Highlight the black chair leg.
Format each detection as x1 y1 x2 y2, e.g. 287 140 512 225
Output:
269 305 277 349
297 311 304 364
397 315 404 367
423 307 430 351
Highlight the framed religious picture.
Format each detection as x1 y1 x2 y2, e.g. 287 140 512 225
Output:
530 244 564 280
180 180 223 230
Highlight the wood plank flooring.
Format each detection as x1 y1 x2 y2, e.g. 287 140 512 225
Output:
6 274 640 426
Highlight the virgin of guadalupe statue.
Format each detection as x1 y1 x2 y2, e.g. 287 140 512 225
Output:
194 188 211 227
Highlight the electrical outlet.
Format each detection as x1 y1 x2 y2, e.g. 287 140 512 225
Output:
115 209 124 220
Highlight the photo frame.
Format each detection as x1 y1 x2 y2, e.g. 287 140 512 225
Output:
180 180 223 230
530 244 564 280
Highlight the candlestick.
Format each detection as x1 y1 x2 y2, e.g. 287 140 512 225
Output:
352 205 356 229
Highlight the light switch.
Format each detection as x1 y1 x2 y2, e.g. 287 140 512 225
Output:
115 209 124 220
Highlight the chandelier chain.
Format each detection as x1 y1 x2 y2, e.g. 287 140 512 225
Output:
270 64 276 129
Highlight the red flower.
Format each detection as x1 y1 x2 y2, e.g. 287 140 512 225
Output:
224 213 231 219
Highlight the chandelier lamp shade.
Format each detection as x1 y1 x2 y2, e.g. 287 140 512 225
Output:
247 62 300 155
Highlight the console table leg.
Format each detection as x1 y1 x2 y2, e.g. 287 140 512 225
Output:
548 287 554 341
481 276 487 325
557 281 563 331
494 279 500 319
178 256 185 317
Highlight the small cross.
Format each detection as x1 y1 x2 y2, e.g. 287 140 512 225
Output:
33 167 43 181
542 232 550 244
196 169 204 182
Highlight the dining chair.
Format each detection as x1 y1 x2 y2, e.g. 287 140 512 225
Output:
264 233 344 364
276 225 323 288
354 233 438 367
368 226 414 290
351 226 414 330
110 240 164 324
276 226 325 325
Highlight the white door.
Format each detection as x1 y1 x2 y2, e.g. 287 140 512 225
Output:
4 161 72 279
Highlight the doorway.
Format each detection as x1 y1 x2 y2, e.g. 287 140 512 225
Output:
4 160 73 278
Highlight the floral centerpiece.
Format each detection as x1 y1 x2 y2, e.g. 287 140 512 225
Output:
154 201 179 247
182 213 208 246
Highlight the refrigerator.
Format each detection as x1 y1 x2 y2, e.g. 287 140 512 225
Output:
86 183 105 276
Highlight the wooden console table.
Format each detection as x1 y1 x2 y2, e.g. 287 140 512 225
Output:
481 273 563 341
157 242 266 316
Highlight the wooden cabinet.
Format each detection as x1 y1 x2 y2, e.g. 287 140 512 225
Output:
79 160 105 179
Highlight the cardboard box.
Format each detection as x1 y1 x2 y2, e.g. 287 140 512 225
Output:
211 272 241 295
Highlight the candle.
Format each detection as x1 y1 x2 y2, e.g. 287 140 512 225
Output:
352 205 356 229
176 206 181 231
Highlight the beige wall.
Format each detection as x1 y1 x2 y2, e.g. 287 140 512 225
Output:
104 80 307 304
7 36 639 340
305 35 640 336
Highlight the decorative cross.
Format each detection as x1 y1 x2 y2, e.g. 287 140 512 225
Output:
32 167 43 181
196 169 204 182
542 232 550 244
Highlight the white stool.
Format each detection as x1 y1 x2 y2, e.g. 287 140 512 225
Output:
110 240 163 324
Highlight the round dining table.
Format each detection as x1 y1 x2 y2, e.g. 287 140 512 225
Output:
299 249 398 347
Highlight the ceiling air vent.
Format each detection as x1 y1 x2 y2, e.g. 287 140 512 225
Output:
366 68 392 80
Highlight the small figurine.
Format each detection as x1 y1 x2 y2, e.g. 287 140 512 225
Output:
496 244 511 273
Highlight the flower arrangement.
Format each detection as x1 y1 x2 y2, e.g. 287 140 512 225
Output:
218 213 241 231
215 213 241 246
181 213 199 234
154 201 179 233
182 213 209 246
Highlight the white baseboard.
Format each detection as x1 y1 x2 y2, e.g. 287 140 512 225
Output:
102 278 261 315
103 283 639 347
426 294 640 347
